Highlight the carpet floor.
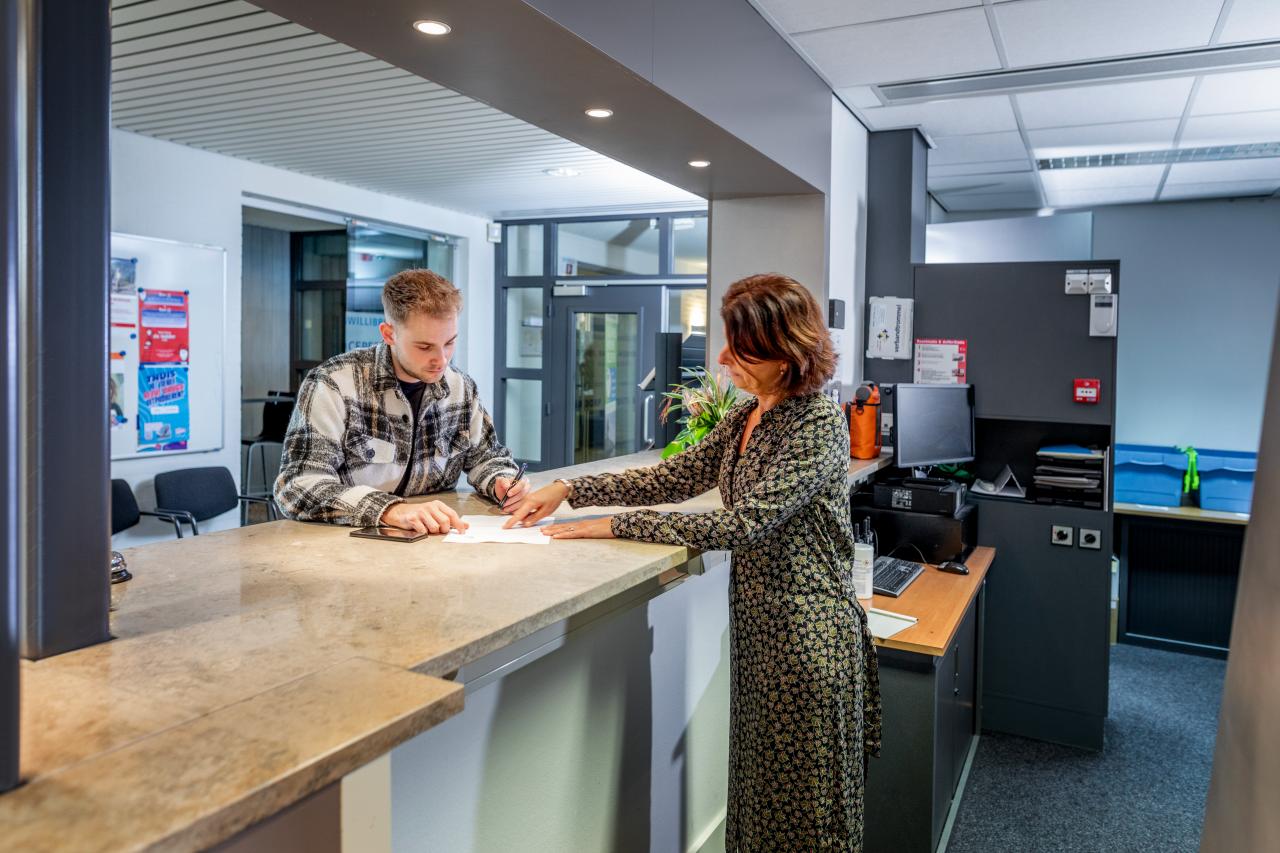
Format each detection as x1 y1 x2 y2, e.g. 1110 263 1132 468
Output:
946 644 1227 853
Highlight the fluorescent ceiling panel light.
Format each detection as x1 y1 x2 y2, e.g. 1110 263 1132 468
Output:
878 41 1280 103
544 167 581 177
1038 141 1280 170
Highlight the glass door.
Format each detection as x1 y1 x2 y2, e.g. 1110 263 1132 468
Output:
550 286 663 466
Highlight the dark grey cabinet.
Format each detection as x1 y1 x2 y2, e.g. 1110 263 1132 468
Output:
914 261 1118 425
975 497 1112 748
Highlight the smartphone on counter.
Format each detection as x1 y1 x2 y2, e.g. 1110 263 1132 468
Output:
349 525 430 543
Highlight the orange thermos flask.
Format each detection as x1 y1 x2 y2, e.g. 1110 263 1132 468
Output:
847 382 882 460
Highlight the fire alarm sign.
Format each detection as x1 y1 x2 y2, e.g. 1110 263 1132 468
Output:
1074 378 1100 404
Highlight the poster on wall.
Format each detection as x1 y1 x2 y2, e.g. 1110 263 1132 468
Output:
110 257 138 326
866 296 914 360
913 338 968 384
109 232 225 460
137 365 190 452
139 289 190 364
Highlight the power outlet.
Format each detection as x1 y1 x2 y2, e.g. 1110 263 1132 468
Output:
1051 525 1074 547
1079 528 1102 550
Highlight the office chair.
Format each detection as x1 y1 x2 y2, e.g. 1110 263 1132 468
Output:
153 466 279 536
111 478 186 539
241 391 294 504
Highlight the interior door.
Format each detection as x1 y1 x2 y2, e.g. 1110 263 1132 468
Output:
551 286 662 467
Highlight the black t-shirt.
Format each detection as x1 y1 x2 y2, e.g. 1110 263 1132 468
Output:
394 379 427 496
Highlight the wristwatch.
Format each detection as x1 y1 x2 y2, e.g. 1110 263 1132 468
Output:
555 478 576 499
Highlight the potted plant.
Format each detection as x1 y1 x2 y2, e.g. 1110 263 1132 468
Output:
659 367 741 459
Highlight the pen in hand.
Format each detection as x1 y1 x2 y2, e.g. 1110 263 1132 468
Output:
501 462 528 510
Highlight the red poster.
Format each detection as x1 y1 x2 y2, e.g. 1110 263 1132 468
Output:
138 289 190 364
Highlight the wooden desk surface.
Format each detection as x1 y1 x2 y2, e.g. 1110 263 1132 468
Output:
870 546 994 657
1115 501 1249 526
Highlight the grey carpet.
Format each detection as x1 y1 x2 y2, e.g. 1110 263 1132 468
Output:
946 644 1227 853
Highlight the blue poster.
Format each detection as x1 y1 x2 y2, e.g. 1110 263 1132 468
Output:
137 365 190 452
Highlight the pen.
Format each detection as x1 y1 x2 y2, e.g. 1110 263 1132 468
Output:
501 462 527 508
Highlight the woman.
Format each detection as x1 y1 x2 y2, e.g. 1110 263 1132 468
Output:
509 273 882 850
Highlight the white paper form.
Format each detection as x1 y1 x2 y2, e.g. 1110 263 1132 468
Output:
442 515 556 545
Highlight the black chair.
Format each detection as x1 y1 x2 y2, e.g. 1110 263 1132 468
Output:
111 478 185 539
153 466 279 535
241 391 294 500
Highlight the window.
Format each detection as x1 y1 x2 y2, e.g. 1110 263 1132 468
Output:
557 218 660 277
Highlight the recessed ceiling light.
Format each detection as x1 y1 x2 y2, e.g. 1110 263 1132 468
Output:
585 108 614 119
544 167 581 177
688 160 711 168
412 20 451 36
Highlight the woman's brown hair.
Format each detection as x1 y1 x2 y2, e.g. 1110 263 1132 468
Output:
721 273 837 396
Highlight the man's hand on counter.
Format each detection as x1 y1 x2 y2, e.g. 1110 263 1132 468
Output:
503 481 569 528
541 516 616 540
494 476 530 513
381 500 468 535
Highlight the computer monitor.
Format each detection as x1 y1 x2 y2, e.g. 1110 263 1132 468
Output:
892 383 975 468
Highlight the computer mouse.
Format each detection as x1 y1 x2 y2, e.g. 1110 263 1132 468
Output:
937 561 969 575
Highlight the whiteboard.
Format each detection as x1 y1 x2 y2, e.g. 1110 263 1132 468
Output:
109 232 226 460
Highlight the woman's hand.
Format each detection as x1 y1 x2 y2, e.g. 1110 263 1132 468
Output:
541 516 616 539
503 481 570 528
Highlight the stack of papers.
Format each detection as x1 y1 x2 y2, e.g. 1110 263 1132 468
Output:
867 607 918 641
443 515 555 545
1034 445 1106 508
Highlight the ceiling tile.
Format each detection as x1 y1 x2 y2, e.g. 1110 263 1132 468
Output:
1165 158 1280 185
1044 186 1159 207
933 190 1043 211
1160 180 1280 201
792 8 1001 87
994 0 1223 68
861 95 1018 137
929 131 1029 165
1027 119 1180 158
754 0 981 34
1192 68 1280 116
1217 0 1280 45
1039 164 1166 191
1180 110 1280 147
1016 78 1195 129
929 158 1032 177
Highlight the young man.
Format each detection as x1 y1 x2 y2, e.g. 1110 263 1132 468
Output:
274 269 527 533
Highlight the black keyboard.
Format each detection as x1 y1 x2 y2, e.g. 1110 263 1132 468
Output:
873 556 924 597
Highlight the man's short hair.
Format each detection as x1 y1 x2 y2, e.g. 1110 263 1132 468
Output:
381 269 463 324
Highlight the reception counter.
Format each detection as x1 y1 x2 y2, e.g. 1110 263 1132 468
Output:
4 452 891 850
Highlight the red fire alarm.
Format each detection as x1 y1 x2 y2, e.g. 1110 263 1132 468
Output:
1074 378 1101 404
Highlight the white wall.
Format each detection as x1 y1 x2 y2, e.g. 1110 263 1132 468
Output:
924 197 1280 452
1094 198 1280 451
926 212 1093 263
827 97 870 392
110 129 495 546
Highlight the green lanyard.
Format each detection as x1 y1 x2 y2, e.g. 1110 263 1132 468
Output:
1177 446 1199 493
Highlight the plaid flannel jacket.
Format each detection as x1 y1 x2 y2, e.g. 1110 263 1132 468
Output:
273 344 518 526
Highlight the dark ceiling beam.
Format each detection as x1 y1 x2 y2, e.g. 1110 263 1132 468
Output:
249 0 820 199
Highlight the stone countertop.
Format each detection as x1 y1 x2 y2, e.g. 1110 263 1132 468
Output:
3 450 892 851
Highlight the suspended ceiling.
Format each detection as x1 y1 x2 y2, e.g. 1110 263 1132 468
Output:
752 0 1280 212
110 0 702 218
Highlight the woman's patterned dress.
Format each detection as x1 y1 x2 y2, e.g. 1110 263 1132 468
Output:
568 392 882 851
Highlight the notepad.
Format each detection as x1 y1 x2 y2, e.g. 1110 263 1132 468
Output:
442 515 555 545
867 607 918 640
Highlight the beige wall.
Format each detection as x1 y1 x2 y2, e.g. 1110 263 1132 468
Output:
707 194 827 372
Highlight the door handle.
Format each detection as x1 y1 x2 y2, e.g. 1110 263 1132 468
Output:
637 366 656 391
643 393 655 449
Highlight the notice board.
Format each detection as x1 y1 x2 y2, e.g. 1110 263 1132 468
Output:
110 232 226 459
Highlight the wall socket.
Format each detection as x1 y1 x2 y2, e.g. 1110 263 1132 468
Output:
1079 528 1102 550
1051 525 1074 546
